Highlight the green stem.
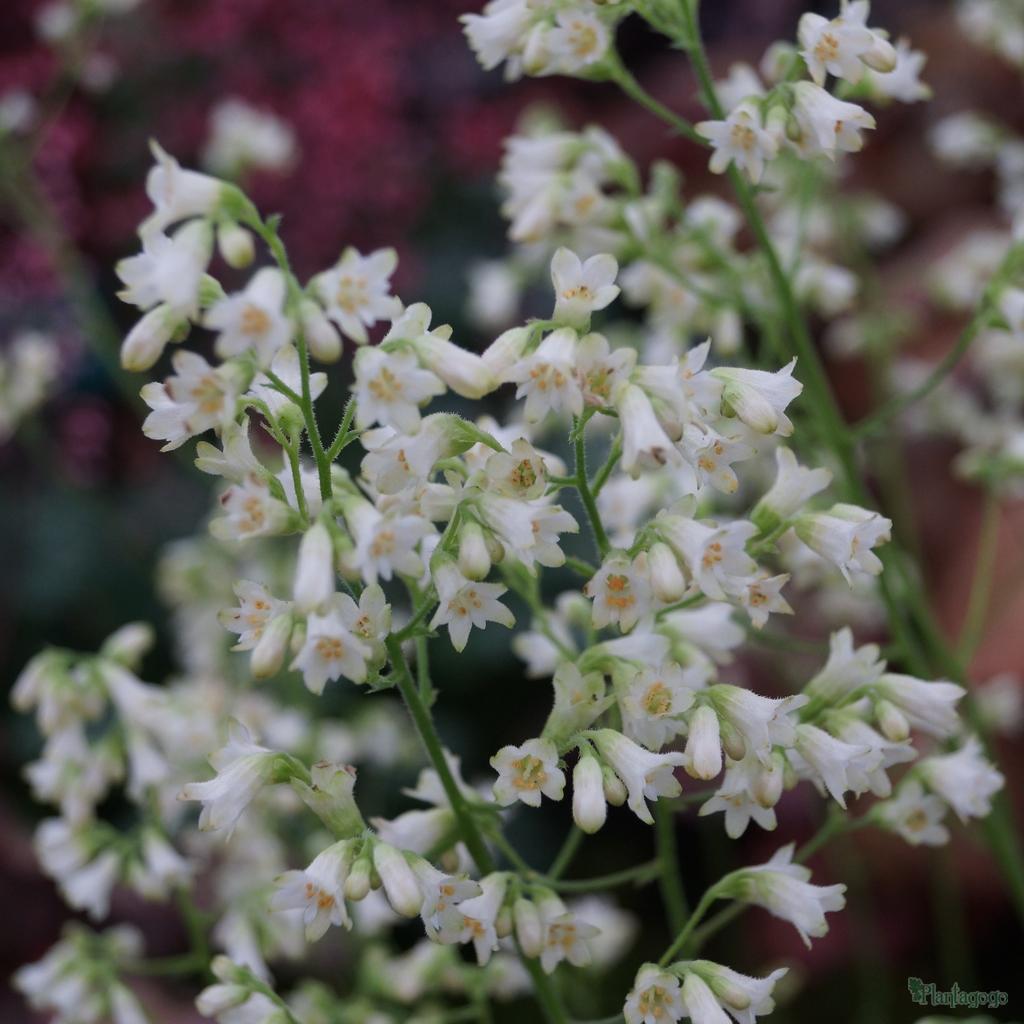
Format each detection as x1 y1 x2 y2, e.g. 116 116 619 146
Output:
325 396 359 461
590 432 623 496
957 488 1000 662
548 826 584 880
573 418 610 558
658 887 718 965
542 860 661 893
655 801 688 932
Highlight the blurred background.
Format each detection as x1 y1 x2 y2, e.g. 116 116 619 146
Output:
2 0 1023 1021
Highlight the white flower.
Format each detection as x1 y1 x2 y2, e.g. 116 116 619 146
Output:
505 327 584 423
119 304 182 372
589 728 685 825
372 843 424 918
659 516 758 602
687 961 787 1024
795 503 892 582
245 344 327 421
550 247 619 328
791 82 876 157
491 737 566 808
461 0 533 74
341 496 433 584
116 220 212 318
205 267 292 367
195 420 264 482
620 662 699 750
725 842 846 947
707 685 806 764
711 359 802 436
873 673 964 737
129 830 192 899
696 101 778 183
682 426 754 496
617 383 684 477
179 722 282 833
752 447 832 529
624 964 685 1024
354 348 445 436
876 779 950 846
803 627 885 704
429 558 515 651
412 857 481 942
210 475 294 542
919 737 1005 822
271 841 354 941
457 873 508 965
312 247 402 344
484 438 549 499
790 722 875 807
291 593 372 693
830 715 915 797
201 98 296 176
142 350 244 451
537 893 600 974
740 574 793 629
142 141 228 234
539 9 611 76
680 971 731 1024
360 416 456 494
715 62 765 112
585 554 652 632
798 4 890 86
867 38 931 102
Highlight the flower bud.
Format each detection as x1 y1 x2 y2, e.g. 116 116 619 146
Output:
293 521 335 612
196 983 250 1016
301 298 342 363
481 326 530 376
412 333 497 399
100 622 155 668
875 698 910 742
292 761 365 838
457 521 492 581
251 613 293 678
344 851 373 901
862 35 898 73
495 904 513 938
216 221 255 269
572 753 607 834
721 723 747 762
514 897 543 957
121 304 179 371
685 705 723 780
753 751 785 808
648 542 687 603
602 764 627 806
373 843 422 917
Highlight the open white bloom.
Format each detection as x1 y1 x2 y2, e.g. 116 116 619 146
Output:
620 662 699 750
589 729 685 824
625 964 685 1024
246 344 327 420
792 81 876 157
741 573 793 629
271 840 354 941
354 345 445 433
795 503 892 581
360 416 458 494
312 247 402 344
803 627 885 703
205 267 292 367
291 593 372 693
142 350 244 451
696 100 778 183
868 38 931 102
752 447 832 528
457 873 508 964
539 9 611 76
195 420 264 482
875 779 950 846
681 971 732 1024
537 893 600 974
506 327 584 423
659 517 758 602
798 2 895 86
485 438 549 499
179 722 282 833
918 737 1004 822
550 248 619 328
790 722 875 807
429 557 515 651
117 220 212 318
686 961 788 1024
461 0 534 75
412 858 482 942
491 737 566 808
725 843 846 947
585 554 652 631
342 496 433 584
210 475 293 541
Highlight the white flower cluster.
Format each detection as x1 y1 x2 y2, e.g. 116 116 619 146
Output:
11 2 1016 1023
